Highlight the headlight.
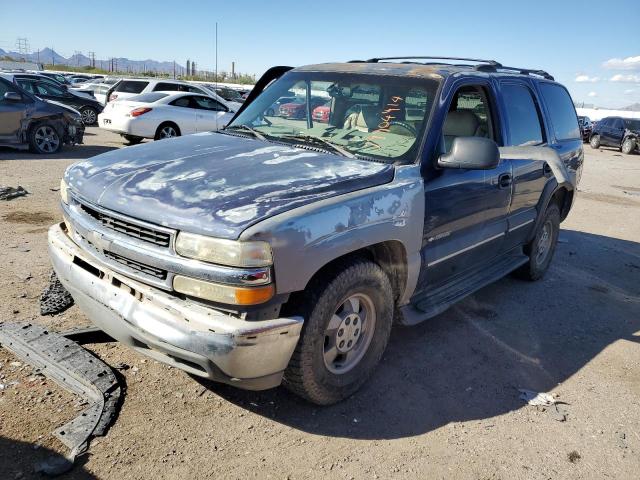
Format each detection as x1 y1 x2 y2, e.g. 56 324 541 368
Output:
173 276 274 305
175 232 272 267
60 178 70 204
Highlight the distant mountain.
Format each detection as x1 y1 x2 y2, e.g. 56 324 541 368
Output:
0 48 184 74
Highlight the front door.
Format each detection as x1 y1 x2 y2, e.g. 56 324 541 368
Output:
0 80 27 142
191 96 231 131
415 83 512 293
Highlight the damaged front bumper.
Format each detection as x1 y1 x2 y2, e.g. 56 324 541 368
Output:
48 222 303 390
65 121 85 145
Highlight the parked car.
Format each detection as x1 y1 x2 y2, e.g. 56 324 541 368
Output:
106 79 239 111
97 91 234 144
215 86 245 103
12 73 96 101
0 75 84 153
3 74 104 125
589 116 639 154
279 96 326 119
51 57 582 405
39 72 72 85
265 96 296 116
577 115 592 142
312 103 331 122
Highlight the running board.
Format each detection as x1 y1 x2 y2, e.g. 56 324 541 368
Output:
400 253 528 325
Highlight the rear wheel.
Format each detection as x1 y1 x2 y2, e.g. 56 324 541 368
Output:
29 123 62 154
123 134 143 145
589 134 601 149
514 203 560 281
80 107 98 125
621 138 636 155
283 259 393 405
154 123 180 140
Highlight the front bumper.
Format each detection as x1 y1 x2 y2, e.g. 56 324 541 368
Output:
48 222 303 390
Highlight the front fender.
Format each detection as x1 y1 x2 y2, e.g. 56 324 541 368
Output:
239 165 425 305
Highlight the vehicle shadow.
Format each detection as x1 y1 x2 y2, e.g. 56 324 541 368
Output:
197 229 640 440
0 144 118 161
0 436 96 479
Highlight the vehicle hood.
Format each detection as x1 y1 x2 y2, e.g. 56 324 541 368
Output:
43 99 81 117
65 132 395 239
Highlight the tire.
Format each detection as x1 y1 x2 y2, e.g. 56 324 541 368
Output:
514 203 560 281
266 108 275 116
28 123 62 154
283 258 394 405
621 138 636 155
123 134 144 145
154 122 180 140
80 107 98 125
589 134 601 149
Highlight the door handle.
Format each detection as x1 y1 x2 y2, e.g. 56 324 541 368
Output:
498 173 512 189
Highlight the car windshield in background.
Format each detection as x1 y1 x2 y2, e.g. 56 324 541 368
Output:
624 119 640 130
130 92 169 103
228 72 439 163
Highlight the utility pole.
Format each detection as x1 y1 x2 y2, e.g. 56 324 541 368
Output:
88 51 95 68
51 47 55 66
173 60 176 79
15 37 29 60
74 50 81 66
215 22 218 87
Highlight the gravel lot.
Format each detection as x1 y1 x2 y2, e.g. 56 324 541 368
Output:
1 127 639 480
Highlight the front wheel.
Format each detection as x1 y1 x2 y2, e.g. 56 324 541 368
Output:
80 107 98 125
29 123 62 154
514 203 560 281
621 138 636 155
283 259 394 405
589 134 601 149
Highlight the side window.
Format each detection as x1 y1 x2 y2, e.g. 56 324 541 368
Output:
442 85 495 152
539 83 580 141
17 80 34 94
613 118 624 130
115 81 148 94
169 96 193 108
0 79 21 99
154 82 180 92
501 84 544 146
186 85 204 94
36 82 66 97
192 96 227 111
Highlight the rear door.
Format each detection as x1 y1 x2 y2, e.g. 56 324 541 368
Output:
191 96 231 131
599 118 613 145
498 81 548 250
610 118 625 146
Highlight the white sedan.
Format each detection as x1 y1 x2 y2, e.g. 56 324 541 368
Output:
97 91 236 144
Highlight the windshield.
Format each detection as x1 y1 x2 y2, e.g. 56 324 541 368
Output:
228 71 439 163
624 118 640 130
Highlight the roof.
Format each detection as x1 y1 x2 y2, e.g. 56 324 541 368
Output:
293 57 554 81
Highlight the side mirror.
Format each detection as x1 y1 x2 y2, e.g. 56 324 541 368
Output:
3 91 22 102
438 136 500 170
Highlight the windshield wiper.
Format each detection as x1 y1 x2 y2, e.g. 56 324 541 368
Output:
280 134 356 158
224 124 266 141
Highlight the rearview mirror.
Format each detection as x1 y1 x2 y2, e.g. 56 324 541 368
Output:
438 137 500 170
3 91 22 102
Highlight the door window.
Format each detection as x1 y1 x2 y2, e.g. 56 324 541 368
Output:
153 82 181 92
114 81 148 94
192 96 227 111
169 96 193 108
501 84 544 146
539 83 580 141
442 85 495 152
35 82 66 97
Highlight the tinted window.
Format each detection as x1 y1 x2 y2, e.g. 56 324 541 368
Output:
501 84 544 146
35 82 66 97
192 96 226 111
0 78 21 99
185 85 205 94
623 118 640 130
153 82 181 92
16 80 35 94
115 81 148 94
539 83 580 140
130 92 169 103
170 96 192 108
613 118 624 129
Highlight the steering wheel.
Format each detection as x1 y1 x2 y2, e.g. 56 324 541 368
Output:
387 121 416 136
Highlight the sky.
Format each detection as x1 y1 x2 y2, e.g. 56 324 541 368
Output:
2 0 639 108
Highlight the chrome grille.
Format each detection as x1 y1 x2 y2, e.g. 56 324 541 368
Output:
80 204 171 247
103 251 167 280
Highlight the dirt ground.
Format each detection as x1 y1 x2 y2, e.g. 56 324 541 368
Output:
0 128 639 480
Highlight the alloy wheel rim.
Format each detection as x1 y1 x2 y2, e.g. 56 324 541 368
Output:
160 127 177 138
34 126 60 152
323 293 376 374
82 109 96 124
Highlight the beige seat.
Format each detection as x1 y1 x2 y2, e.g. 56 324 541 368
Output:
343 105 380 132
443 110 483 151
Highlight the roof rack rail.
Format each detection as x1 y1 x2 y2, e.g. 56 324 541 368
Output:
354 56 500 65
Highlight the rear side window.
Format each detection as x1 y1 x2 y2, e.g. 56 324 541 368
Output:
130 92 169 103
115 81 148 94
153 82 181 92
539 83 580 140
501 84 544 146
